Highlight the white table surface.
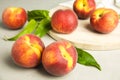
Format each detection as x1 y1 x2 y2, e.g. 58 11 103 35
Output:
0 0 120 80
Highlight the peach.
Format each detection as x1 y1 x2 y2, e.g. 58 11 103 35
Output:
90 8 119 33
73 0 96 19
51 9 78 34
42 40 78 76
2 7 27 29
11 34 45 68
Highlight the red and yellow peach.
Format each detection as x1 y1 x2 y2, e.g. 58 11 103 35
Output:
42 40 78 76
2 7 27 29
11 34 45 68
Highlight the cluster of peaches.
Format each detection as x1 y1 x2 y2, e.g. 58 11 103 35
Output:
2 2 78 76
51 0 119 34
11 34 78 76
1 0 119 76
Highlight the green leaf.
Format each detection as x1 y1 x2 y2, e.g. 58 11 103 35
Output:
27 10 50 21
5 19 37 41
34 18 52 37
76 47 101 70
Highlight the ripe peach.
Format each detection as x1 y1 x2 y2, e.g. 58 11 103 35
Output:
90 8 119 33
51 9 78 34
73 0 96 19
2 7 27 29
42 40 78 76
11 34 45 68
